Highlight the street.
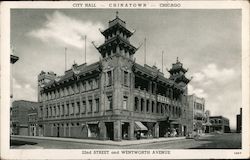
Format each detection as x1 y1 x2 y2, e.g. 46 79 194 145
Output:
11 133 241 149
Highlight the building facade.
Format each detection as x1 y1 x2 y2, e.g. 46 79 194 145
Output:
11 100 40 135
188 94 207 134
209 116 230 133
28 107 39 136
236 108 242 133
37 14 191 141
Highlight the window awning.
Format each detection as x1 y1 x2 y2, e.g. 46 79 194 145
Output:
135 121 148 131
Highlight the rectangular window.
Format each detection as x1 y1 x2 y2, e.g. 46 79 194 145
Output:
123 96 128 110
89 100 93 113
46 107 48 118
95 99 99 112
107 96 113 110
49 106 52 117
124 71 128 86
57 105 60 117
89 80 93 90
134 98 138 111
107 71 112 86
66 103 69 116
76 102 80 115
53 106 56 117
71 102 75 115
96 78 99 88
146 100 149 112
81 100 86 114
151 101 154 113
61 104 64 116
141 99 144 112
156 103 159 113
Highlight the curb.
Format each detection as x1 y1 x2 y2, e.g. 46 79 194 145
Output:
11 135 186 146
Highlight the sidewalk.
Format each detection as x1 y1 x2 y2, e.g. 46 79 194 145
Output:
11 135 186 146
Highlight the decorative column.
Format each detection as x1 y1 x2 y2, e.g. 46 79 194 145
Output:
99 121 107 140
114 120 122 141
129 120 135 140
154 122 159 138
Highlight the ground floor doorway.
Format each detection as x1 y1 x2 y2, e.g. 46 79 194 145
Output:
122 122 129 140
105 122 114 140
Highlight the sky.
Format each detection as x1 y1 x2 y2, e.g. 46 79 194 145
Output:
11 9 241 129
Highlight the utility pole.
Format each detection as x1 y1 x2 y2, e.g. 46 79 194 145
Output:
144 37 146 64
162 51 164 73
85 35 87 64
65 47 67 71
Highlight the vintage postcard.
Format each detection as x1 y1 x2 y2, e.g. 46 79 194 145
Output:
1 1 249 159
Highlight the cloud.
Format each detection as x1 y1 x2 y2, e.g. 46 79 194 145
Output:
27 11 104 49
188 84 208 98
192 63 235 83
13 78 36 101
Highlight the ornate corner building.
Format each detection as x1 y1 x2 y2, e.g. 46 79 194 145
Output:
37 14 191 141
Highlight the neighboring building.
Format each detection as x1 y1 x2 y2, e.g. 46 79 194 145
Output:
28 107 39 136
37 13 191 141
204 110 211 133
209 116 231 133
236 108 242 133
11 100 40 135
187 94 207 134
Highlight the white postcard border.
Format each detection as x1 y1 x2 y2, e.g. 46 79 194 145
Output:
1 1 249 159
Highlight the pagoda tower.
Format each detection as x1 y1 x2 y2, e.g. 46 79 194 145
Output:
96 12 138 141
168 57 190 92
97 11 137 59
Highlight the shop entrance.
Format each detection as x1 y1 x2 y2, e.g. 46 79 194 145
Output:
105 122 114 140
122 122 129 139
159 121 169 137
57 126 60 137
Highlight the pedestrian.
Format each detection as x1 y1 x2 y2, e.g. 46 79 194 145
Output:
136 131 141 140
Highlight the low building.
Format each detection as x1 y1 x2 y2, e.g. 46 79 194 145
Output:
11 100 40 135
209 116 230 133
37 13 192 141
236 108 242 133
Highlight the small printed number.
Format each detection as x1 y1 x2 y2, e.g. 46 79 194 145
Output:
234 152 241 155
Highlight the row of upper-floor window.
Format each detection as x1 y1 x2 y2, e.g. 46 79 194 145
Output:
210 119 222 124
41 70 130 101
134 97 183 118
38 98 100 118
40 78 100 101
194 102 204 111
134 77 183 101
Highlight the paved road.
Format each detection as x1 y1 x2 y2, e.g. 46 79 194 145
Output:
11 133 241 149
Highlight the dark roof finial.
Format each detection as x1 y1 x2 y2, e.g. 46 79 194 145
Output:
116 11 119 18
176 57 179 63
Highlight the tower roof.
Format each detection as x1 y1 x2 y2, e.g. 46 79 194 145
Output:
101 11 133 38
168 57 188 74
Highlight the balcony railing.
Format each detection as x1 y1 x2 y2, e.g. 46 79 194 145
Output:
134 89 184 106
